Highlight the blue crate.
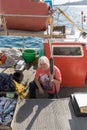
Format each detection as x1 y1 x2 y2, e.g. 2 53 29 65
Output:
44 0 53 7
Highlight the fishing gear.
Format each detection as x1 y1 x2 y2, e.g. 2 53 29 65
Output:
50 57 54 75
48 39 59 99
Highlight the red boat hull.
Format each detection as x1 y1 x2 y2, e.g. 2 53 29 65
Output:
0 0 49 31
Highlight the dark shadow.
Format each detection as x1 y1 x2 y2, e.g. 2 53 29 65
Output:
16 99 54 130
68 100 87 130
16 99 35 123
59 87 87 98
61 0 87 6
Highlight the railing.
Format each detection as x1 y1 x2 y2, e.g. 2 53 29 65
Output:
0 14 51 18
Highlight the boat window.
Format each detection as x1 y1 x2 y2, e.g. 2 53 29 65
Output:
53 45 83 57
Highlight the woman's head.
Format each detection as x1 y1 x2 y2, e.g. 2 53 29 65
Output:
38 56 50 71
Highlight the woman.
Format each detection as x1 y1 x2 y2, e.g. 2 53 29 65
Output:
29 56 62 98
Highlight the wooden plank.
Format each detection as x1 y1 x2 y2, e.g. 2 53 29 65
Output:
0 125 12 130
4 67 15 74
1 16 8 35
0 29 49 37
0 68 7 73
0 29 66 38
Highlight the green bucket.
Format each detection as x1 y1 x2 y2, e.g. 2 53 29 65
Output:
22 49 36 63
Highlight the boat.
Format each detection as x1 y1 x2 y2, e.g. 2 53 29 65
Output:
0 0 87 130
0 0 49 31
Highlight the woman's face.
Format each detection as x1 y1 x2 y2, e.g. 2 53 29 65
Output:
40 63 49 71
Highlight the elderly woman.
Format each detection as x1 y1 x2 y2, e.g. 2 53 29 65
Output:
29 56 62 98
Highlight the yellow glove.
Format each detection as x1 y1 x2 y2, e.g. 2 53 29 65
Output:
14 80 28 99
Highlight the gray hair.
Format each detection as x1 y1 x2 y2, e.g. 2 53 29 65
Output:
38 56 50 68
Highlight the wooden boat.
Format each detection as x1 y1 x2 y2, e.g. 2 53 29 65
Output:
0 47 87 130
0 1 87 130
0 0 49 31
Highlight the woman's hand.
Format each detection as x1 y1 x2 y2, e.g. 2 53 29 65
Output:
49 73 61 85
49 73 54 81
39 87 44 95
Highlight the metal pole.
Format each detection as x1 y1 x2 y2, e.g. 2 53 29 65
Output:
22 36 25 50
48 39 58 98
81 11 83 31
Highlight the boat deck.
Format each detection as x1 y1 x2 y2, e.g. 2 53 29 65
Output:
0 50 87 130
0 28 66 39
11 98 87 130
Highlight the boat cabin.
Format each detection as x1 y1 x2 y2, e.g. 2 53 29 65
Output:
44 42 87 87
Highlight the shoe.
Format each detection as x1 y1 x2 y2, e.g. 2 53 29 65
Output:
48 94 55 99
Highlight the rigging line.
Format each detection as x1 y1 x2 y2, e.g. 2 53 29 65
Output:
53 0 70 12
53 0 70 25
62 0 70 12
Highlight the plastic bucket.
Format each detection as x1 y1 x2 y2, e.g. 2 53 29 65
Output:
22 49 36 63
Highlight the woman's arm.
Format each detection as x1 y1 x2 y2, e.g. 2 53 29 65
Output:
51 78 62 85
34 78 44 94
51 66 62 85
50 74 62 85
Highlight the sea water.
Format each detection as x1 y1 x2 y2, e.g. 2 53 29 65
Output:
0 6 87 50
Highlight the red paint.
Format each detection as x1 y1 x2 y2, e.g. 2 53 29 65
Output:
44 42 87 87
0 0 49 31
1 54 7 63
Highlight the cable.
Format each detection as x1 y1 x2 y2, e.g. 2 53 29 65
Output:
52 0 70 25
